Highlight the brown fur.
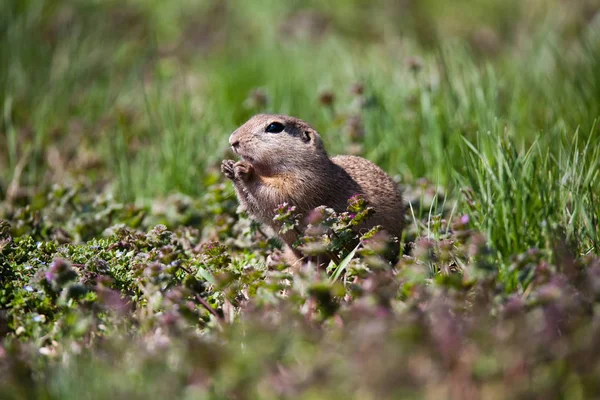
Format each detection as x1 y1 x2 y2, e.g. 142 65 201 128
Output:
221 114 405 262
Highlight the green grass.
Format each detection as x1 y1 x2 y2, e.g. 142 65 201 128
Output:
1 0 600 398
3 1 599 194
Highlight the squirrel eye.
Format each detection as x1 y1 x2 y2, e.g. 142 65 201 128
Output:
265 122 285 133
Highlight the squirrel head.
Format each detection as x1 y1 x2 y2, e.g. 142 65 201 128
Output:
229 114 328 175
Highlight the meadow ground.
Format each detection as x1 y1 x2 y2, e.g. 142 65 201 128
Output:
1 1 600 398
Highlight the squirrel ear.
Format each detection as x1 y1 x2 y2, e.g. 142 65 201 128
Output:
302 130 312 143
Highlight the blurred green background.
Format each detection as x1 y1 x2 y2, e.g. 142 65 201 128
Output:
2 0 598 193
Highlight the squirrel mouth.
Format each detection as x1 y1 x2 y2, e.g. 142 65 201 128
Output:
231 146 255 164
237 153 254 164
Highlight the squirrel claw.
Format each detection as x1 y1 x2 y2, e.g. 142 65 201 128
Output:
221 160 236 180
234 161 253 182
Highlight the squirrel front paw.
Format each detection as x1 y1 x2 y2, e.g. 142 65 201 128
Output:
221 160 254 182
234 161 253 182
221 160 236 180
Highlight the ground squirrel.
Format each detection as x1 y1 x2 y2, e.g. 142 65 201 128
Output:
221 114 404 263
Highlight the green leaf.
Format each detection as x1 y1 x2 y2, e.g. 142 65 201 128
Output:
329 243 360 283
